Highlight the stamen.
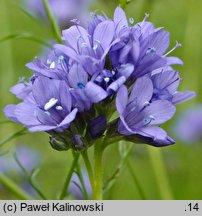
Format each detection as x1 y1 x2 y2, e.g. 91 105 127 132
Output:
81 42 88 48
93 43 98 50
44 111 51 116
46 59 52 65
44 98 58 111
143 101 150 107
56 106 63 111
164 41 182 57
129 17 134 25
58 55 64 64
143 115 155 126
71 19 80 25
120 24 127 29
130 106 136 112
76 35 82 40
112 70 116 76
149 115 155 120
49 61 56 69
142 13 149 24
104 77 110 82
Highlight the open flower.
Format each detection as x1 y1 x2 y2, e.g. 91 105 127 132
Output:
4 76 78 132
4 6 195 149
151 69 196 104
110 7 183 79
116 76 176 146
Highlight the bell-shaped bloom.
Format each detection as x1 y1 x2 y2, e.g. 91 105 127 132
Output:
88 115 107 138
9 81 32 100
26 50 71 82
151 69 196 104
110 7 183 79
55 20 116 75
116 77 176 146
4 77 78 132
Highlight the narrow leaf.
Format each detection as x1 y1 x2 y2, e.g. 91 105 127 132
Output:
0 33 52 48
0 128 27 148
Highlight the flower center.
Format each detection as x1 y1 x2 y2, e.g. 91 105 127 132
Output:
77 82 85 89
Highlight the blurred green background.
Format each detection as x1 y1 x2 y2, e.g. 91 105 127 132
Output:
0 0 202 200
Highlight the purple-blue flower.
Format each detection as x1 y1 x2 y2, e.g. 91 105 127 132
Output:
150 69 196 104
110 7 183 79
4 76 78 132
116 76 176 146
3 6 195 149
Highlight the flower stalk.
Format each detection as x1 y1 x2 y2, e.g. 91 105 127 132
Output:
42 0 62 43
93 142 104 200
58 152 80 200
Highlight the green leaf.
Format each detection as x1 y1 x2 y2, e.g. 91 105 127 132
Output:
104 142 134 193
0 33 52 48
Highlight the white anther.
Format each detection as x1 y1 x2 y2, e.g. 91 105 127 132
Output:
56 106 63 111
104 77 110 82
44 98 58 111
50 61 56 69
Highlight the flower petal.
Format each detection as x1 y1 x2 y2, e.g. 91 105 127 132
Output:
4 105 19 123
93 20 115 51
166 56 184 65
14 103 40 126
84 82 108 103
143 100 176 125
68 63 88 89
116 85 128 114
10 83 32 99
107 76 126 94
129 76 153 106
138 126 175 147
114 7 128 33
151 70 180 94
62 25 90 52
172 91 196 105
58 108 78 127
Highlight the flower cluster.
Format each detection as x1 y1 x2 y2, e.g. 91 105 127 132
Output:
4 7 195 149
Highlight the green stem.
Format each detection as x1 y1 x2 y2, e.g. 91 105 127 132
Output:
93 143 104 200
126 158 146 200
147 146 173 199
42 0 62 43
81 150 95 196
0 174 32 200
0 128 26 148
14 154 47 200
58 153 80 200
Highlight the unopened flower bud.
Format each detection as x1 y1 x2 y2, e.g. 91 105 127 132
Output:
88 115 107 139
